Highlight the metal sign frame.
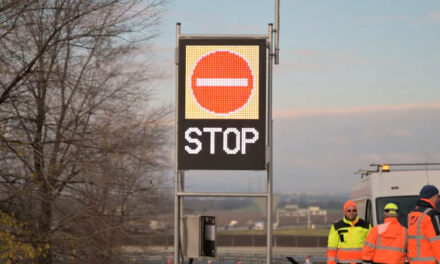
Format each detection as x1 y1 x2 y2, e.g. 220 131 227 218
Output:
174 2 279 260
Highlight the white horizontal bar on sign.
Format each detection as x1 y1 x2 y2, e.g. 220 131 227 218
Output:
176 192 269 197
196 78 248 87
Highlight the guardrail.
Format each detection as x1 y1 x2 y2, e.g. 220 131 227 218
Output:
218 235 327 247
134 234 327 248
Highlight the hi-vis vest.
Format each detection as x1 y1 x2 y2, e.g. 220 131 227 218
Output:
362 217 407 264
328 216 371 264
407 199 440 264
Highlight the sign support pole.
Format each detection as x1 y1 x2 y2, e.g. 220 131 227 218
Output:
267 1 280 261
275 0 280 65
174 22 181 264
267 23 274 264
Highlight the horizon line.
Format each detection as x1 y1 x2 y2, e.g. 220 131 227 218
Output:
275 101 440 118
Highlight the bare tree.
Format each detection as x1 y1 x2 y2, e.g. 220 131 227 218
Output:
0 0 169 263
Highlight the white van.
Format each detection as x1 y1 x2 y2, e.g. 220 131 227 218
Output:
351 163 440 227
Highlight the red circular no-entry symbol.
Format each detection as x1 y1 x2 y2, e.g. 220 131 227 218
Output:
191 50 254 114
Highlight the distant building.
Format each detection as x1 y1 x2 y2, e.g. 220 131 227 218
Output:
275 204 327 227
149 220 167 230
227 220 238 228
254 221 264 230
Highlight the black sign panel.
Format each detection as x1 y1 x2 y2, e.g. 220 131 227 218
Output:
178 38 266 170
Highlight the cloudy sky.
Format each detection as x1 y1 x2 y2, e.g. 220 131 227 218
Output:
151 0 440 194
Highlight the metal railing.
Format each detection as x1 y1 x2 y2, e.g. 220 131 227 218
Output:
125 252 326 264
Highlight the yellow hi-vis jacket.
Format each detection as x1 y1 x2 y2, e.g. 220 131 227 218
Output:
327 216 371 264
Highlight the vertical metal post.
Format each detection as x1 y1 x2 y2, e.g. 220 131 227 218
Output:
174 22 181 264
275 0 280 64
179 170 184 261
267 23 274 264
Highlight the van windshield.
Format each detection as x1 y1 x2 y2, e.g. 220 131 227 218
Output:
376 196 419 227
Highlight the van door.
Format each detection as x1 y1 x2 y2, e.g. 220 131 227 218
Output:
354 200 367 221
365 199 373 225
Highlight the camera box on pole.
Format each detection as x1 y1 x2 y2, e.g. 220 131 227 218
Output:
181 215 216 258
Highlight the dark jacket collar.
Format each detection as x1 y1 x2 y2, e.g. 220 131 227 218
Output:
418 198 436 209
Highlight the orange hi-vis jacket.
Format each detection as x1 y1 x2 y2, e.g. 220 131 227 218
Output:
362 217 407 264
407 198 440 264
328 216 371 264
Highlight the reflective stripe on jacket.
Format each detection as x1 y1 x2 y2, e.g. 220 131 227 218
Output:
328 216 371 264
361 217 407 264
407 199 440 264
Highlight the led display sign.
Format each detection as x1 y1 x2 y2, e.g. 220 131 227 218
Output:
178 38 266 170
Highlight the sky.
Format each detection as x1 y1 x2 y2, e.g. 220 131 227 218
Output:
151 0 440 194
